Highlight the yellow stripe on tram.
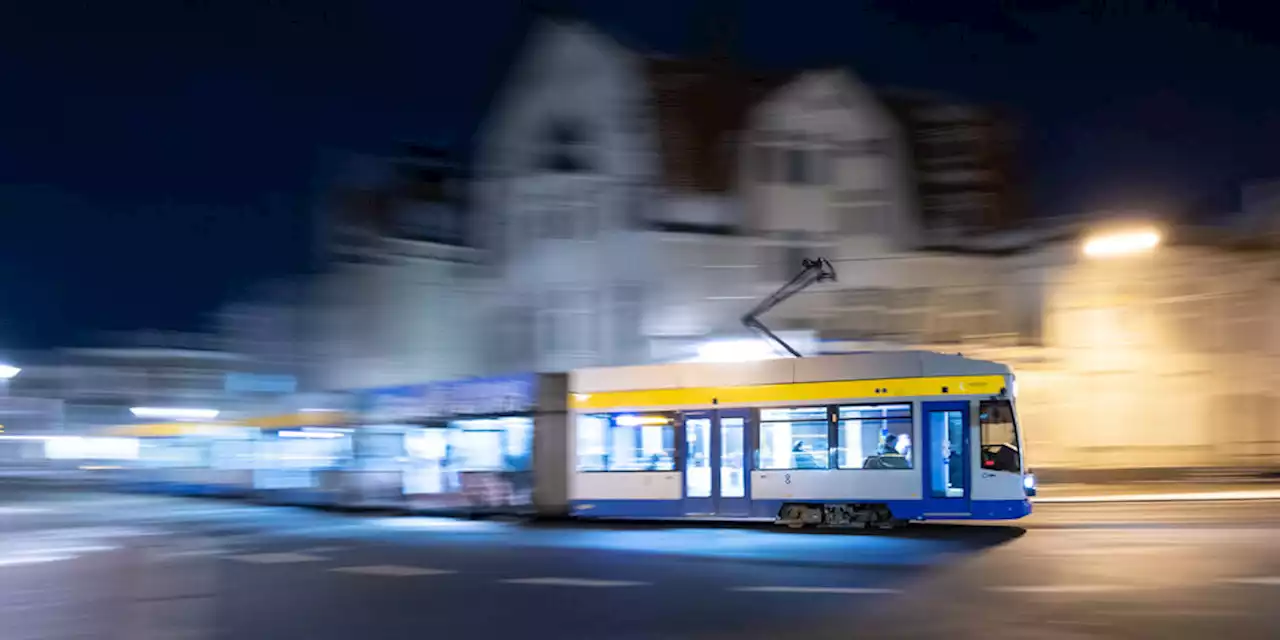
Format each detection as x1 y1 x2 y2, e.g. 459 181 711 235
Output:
104 422 209 438
570 375 1006 411
238 411 347 430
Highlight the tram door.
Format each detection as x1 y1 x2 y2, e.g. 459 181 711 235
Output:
683 410 752 516
920 401 971 516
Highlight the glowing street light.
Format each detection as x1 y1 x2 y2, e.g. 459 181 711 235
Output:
1082 229 1161 258
129 407 219 420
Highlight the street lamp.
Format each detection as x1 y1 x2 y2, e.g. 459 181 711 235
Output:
1082 228 1161 258
0 364 19 397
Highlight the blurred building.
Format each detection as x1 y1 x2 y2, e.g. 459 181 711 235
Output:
309 145 489 390
1006 228 1280 472
8 330 243 433
217 277 313 414
311 18 1039 381
882 90 1025 237
472 19 939 371
287 16 1280 476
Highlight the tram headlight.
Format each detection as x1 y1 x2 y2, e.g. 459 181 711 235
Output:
1023 473 1037 496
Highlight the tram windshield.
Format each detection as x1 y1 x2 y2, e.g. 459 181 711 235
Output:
979 399 1021 473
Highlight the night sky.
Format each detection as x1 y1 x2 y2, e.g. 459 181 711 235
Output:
2 1 1278 349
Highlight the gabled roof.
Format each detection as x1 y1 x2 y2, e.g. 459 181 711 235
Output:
470 10 794 194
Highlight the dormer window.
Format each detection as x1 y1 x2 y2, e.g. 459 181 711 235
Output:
541 118 591 173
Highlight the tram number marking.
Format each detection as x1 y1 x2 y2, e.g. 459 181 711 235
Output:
784 474 792 485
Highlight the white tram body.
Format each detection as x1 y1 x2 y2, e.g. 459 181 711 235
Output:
94 352 1032 525
567 351 1033 525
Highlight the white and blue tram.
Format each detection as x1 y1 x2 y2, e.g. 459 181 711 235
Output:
566 351 1033 526
97 352 1032 525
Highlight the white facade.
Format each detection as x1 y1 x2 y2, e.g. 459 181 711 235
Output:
306 19 1280 474
744 69 920 253
312 239 489 391
1011 241 1280 470
474 22 658 374
472 21 939 373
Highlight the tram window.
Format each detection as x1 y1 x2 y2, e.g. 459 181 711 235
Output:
979 400 1021 473
575 415 608 471
837 403 912 469
759 406 829 470
451 417 534 472
449 427 504 471
404 427 448 460
608 420 676 471
576 414 676 472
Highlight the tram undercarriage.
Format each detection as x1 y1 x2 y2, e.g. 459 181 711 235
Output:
776 502 905 529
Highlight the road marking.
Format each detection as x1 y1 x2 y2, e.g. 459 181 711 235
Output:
1038 546 1179 556
730 586 900 595
501 577 649 588
154 549 228 560
298 546 345 555
330 565 456 577
1218 577 1280 586
0 554 75 567
0 506 53 515
16 545 118 555
225 552 325 564
986 585 1133 594
1035 490 1280 503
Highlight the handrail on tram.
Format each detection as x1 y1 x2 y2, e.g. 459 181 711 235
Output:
741 257 837 358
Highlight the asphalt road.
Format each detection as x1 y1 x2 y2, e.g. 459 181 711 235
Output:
2 488 1279 639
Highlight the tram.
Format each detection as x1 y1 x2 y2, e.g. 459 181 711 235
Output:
566 351 1033 526
104 411 352 501
96 351 1032 526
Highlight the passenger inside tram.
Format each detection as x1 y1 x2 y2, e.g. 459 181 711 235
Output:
791 441 823 469
864 434 911 469
947 438 964 490
877 434 899 455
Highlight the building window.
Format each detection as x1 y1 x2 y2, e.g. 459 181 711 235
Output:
920 126 978 163
541 118 591 173
758 406 829 470
836 204 884 235
835 138 891 157
862 138 891 156
778 244 810 281
837 404 912 469
754 144 775 182
979 400 1020 473
786 148 808 184
576 413 677 471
